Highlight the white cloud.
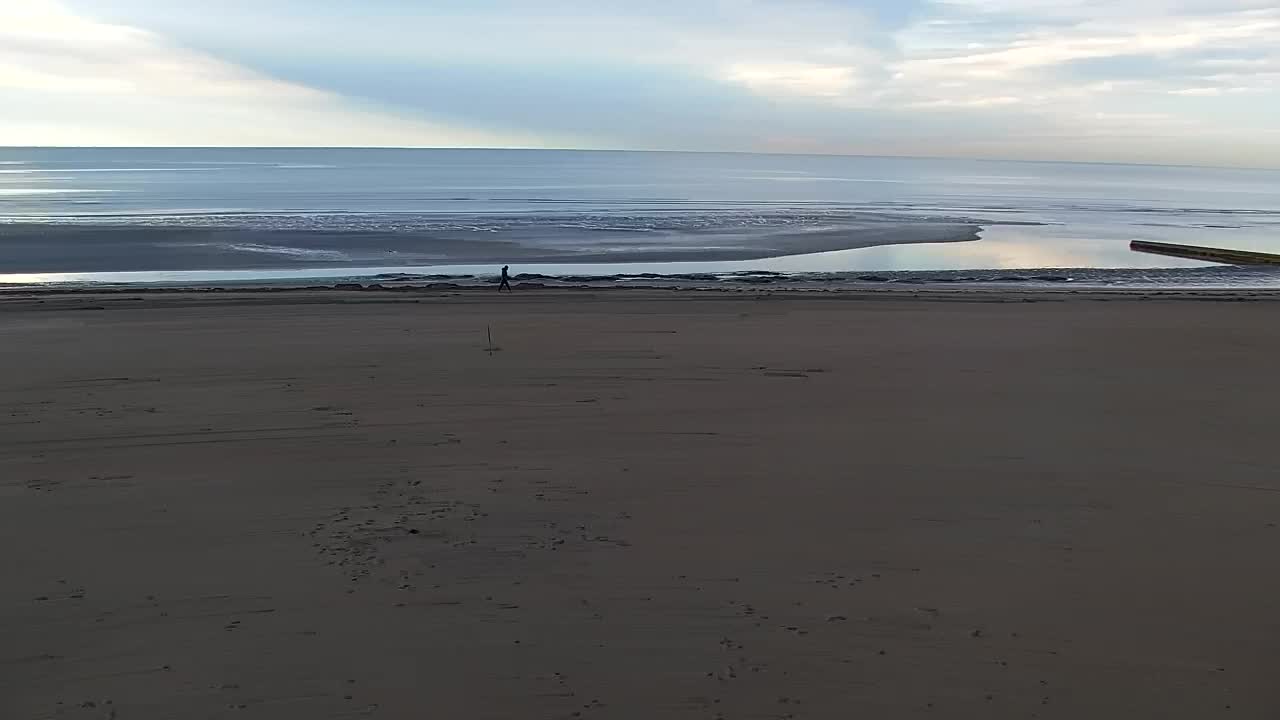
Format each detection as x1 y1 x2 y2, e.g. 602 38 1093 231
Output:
1167 86 1259 96
1 0 320 100
864 2 1280 163
891 6 1280 97
906 95 1023 109
0 0 556 147
725 63 861 98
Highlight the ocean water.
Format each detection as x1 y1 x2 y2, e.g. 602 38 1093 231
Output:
2 147 1279 287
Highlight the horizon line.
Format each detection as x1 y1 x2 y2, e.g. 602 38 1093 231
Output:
0 145 1275 173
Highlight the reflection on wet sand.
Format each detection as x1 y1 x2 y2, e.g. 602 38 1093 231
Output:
6 223 1280 289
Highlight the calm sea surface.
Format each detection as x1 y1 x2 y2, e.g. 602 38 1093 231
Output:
2 148 1278 287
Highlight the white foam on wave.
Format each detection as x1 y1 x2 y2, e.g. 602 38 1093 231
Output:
730 176 908 184
8 167 231 174
946 175 1041 184
0 189 106 196
225 243 351 261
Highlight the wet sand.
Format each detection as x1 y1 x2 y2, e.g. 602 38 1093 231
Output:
2 288 1279 719
0 220 978 274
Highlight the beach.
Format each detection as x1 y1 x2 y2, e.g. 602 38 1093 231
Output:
3 287 1279 719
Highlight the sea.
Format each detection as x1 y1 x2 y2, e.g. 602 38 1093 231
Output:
2 147 1279 289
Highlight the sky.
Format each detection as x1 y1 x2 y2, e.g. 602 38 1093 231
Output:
2 0 1278 167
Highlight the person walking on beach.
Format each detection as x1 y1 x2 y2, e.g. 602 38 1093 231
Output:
498 265 512 293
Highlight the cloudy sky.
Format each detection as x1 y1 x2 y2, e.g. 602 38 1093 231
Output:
3 0 1278 166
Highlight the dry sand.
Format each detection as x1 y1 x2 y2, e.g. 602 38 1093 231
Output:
2 288 1279 719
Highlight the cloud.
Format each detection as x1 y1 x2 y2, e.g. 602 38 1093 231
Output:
869 1 1280 162
8 0 1280 166
72 0 893 102
890 4 1280 99
0 0 554 146
725 63 862 98
1167 86 1256 96
0 0 320 100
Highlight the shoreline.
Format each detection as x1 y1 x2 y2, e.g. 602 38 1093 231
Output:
5 284 1280 309
6 264 1280 293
